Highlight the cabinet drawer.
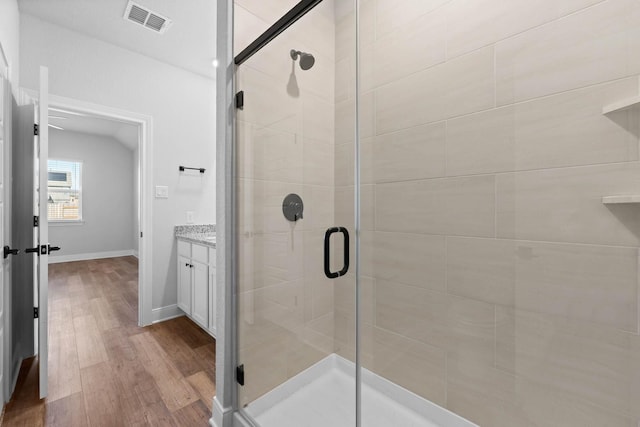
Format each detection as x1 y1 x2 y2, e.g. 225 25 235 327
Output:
178 239 191 257
209 248 216 267
192 244 208 264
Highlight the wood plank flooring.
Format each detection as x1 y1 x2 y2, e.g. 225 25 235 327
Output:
2 256 216 426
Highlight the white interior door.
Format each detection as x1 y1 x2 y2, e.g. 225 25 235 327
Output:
0 64 8 407
36 66 48 399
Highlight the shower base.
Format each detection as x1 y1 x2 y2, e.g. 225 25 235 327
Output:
244 354 476 427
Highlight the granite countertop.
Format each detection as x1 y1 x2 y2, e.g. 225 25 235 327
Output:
175 224 216 248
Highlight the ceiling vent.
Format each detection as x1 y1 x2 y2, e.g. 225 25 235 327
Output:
123 1 173 34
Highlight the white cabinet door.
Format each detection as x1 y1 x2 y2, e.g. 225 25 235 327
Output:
178 255 192 315
209 266 216 335
192 260 208 328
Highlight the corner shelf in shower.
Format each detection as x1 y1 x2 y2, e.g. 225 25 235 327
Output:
602 96 640 115
602 195 640 204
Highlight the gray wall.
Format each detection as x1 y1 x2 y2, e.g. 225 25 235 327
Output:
49 128 135 257
133 146 139 254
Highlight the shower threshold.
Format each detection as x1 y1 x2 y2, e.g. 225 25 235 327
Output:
244 354 477 427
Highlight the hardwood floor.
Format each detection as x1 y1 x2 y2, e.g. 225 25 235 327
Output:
2 256 216 426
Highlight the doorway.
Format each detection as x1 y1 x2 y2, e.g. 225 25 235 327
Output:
41 94 153 328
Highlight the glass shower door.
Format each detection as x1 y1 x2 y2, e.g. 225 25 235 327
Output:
234 1 358 425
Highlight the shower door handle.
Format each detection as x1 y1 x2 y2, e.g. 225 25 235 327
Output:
324 227 349 279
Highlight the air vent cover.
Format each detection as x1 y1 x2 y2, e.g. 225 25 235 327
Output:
124 1 173 34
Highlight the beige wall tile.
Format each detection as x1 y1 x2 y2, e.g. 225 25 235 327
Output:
335 10 356 62
334 274 375 325
448 237 639 331
335 56 352 103
376 175 495 237
375 0 451 39
303 139 334 187
376 280 495 365
447 357 636 427
235 0 299 25
447 237 516 306
373 10 446 87
334 138 373 186
290 3 336 62
496 163 640 246
336 91 375 146
445 0 602 59
237 231 304 292
238 331 290 405
335 185 374 231
335 98 355 145
363 232 446 291
496 307 638 416
237 178 304 234
237 66 302 136
447 78 640 176
303 94 335 143
237 122 303 183
376 47 495 135
300 185 334 231
371 328 447 406
514 241 638 332
496 0 640 105
286 334 331 379
374 122 446 182
334 321 375 368
234 5 271 56
306 312 335 354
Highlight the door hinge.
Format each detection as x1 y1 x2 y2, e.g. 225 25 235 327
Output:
33 124 39 136
33 307 39 319
235 91 244 110
140 232 143 238
33 216 39 227
236 364 245 386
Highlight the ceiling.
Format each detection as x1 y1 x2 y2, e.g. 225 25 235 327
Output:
18 0 217 79
49 108 139 150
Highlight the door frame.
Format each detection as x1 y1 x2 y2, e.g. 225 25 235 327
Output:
25 90 154 326
0 40 11 405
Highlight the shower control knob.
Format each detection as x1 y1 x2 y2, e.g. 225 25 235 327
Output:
283 193 304 222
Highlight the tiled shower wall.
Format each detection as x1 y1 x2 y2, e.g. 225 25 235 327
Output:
335 0 640 425
234 0 338 406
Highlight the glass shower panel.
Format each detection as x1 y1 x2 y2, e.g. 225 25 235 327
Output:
361 0 640 426
235 1 357 425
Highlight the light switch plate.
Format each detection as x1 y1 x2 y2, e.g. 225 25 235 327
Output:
155 185 169 199
186 211 194 224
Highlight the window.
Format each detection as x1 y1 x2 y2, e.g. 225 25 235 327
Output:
47 159 82 222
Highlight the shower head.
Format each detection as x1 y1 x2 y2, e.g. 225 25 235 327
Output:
290 49 315 70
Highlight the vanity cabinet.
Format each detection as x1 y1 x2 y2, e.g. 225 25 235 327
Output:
177 239 216 337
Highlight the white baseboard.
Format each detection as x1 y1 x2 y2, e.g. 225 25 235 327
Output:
151 304 184 324
132 250 139 259
48 249 135 264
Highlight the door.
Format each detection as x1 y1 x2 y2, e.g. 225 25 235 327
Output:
0 62 9 406
36 66 49 399
191 260 208 328
234 2 357 423
11 103 36 386
9 67 52 400
178 255 192 314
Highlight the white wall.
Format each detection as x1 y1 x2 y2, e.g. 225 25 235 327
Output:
19 14 216 310
48 128 135 257
0 0 19 86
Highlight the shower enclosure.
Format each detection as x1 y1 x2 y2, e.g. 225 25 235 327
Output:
231 0 640 425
